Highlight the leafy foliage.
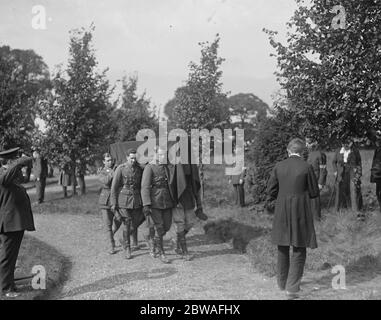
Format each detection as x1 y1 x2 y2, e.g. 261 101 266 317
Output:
40 26 115 174
247 105 303 203
113 75 158 141
228 93 269 143
170 34 230 132
0 46 50 151
264 0 381 145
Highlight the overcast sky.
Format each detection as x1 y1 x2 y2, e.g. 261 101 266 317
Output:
0 0 298 115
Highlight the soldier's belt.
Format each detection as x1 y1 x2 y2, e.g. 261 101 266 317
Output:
122 185 139 190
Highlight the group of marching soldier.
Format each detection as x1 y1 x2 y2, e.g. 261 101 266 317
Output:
97 146 208 263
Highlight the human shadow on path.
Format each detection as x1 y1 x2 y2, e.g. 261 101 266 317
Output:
58 267 177 299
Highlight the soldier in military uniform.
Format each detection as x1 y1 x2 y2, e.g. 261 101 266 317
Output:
110 149 144 259
98 153 116 254
304 137 327 220
141 146 175 264
0 147 35 298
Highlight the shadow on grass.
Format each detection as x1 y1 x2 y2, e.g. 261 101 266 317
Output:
203 218 268 253
311 253 381 291
58 267 177 299
8 235 72 300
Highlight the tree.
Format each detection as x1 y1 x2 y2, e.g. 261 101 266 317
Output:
169 34 230 195
264 0 381 146
40 25 115 195
228 93 269 143
171 34 230 132
113 74 158 142
247 103 303 203
0 46 50 151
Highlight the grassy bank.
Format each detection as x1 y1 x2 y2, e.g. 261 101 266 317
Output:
201 151 381 296
0 235 71 300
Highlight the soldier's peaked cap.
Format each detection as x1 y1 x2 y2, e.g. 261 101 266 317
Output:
0 147 20 158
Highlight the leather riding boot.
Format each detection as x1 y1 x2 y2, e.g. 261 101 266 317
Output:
108 231 116 255
123 228 132 259
157 237 170 264
131 228 139 251
180 232 193 261
174 233 183 256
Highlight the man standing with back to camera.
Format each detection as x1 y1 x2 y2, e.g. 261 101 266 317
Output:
265 138 319 299
0 147 35 298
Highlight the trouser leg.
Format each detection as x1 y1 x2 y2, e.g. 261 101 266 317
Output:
101 209 115 253
377 182 381 213
350 180 359 212
238 184 245 207
120 210 132 259
130 208 144 249
62 186 67 198
0 231 24 292
36 180 42 203
40 178 46 202
234 185 239 205
286 247 306 293
277 246 289 291
151 209 170 263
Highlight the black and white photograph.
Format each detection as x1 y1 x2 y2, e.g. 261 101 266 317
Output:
0 0 380 303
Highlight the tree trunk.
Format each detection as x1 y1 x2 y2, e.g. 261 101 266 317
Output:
78 175 86 195
199 163 205 200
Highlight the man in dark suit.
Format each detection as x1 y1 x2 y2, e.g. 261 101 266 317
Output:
370 131 381 213
0 147 35 298
265 138 319 299
32 149 48 204
332 138 363 219
229 166 246 207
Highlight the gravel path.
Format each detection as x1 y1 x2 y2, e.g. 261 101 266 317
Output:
26 180 286 300
26 179 380 300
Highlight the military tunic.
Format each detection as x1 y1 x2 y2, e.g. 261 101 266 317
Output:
111 163 143 210
141 163 175 209
141 163 175 237
98 167 114 209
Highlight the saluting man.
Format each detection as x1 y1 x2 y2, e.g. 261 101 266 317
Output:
0 147 35 298
141 146 175 264
110 149 144 260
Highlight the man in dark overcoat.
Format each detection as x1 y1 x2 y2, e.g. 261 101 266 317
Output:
110 149 144 259
370 131 381 213
0 148 35 298
304 137 327 220
170 163 205 261
332 139 363 218
265 138 319 299
229 165 246 207
32 149 48 204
